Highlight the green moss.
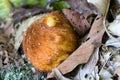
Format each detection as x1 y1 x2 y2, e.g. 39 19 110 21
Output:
0 64 46 80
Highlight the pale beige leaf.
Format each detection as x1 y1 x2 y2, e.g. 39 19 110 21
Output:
99 69 112 80
87 0 110 17
14 14 44 51
108 20 120 36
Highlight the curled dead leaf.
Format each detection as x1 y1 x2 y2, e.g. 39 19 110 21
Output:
52 68 71 80
88 0 110 17
105 37 120 48
86 15 104 39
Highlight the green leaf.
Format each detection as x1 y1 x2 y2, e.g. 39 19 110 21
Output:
0 0 11 18
38 0 47 7
10 0 47 8
10 0 24 7
52 1 70 10
26 0 38 6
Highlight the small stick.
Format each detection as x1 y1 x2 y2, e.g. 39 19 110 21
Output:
52 68 71 80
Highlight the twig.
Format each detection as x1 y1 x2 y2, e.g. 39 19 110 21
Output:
52 68 71 80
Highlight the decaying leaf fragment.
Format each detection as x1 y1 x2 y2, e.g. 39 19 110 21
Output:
63 9 90 37
110 0 120 19
62 0 101 37
115 66 120 80
106 37 120 48
12 6 49 23
108 19 120 36
47 15 105 79
87 0 110 17
73 48 99 80
66 0 100 17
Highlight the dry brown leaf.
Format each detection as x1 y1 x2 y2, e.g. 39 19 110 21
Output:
62 9 90 37
86 15 104 39
4 57 9 64
63 0 101 37
2 19 13 36
0 34 8 43
73 48 99 80
47 15 105 79
18 58 25 65
88 0 110 17
108 19 120 37
105 37 120 48
66 0 100 17
0 50 4 55
110 0 120 19
12 6 49 23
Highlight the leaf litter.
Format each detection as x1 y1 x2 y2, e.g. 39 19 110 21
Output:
0 0 120 80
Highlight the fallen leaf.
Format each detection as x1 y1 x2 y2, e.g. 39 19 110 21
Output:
47 15 105 79
108 19 120 36
0 34 8 43
73 48 99 80
52 68 71 80
63 9 90 37
0 47 4 56
2 18 13 36
86 15 104 40
18 58 25 65
99 69 112 80
4 57 9 64
115 66 120 80
12 6 49 23
0 33 14 52
88 0 110 17
66 0 100 18
111 50 120 68
110 0 120 19
106 37 120 48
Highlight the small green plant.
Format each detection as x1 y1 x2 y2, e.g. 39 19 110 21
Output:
51 0 70 10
